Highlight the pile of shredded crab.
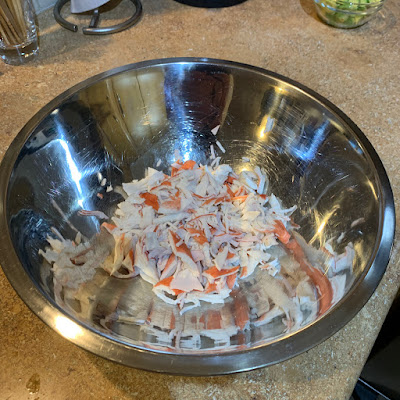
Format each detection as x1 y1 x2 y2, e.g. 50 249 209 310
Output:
40 155 354 321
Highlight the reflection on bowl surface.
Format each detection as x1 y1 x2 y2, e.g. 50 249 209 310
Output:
0 58 394 375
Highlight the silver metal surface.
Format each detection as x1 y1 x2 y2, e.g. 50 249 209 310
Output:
0 58 395 375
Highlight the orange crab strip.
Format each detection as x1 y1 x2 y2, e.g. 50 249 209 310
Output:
140 192 159 211
128 249 134 265
178 160 197 171
239 266 248 278
165 253 176 270
203 265 240 279
154 275 184 296
186 228 208 245
225 176 236 184
188 213 216 222
234 186 247 196
205 281 218 293
171 167 179 177
170 231 196 262
158 254 175 276
170 313 176 330
226 273 237 289
200 310 222 330
201 196 216 206
101 222 117 231
231 195 249 202
154 276 174 288
161 196 181 210
146 304 154 324
207 228 216 236
202 196 228 206
192 193 210 200
214 196 229 205
232 290 249 330
275 223 333 316
225 183 235 198
287 239 333 314
259 263 272 270
150 181 172 191
208 310 223 329
215 231 243 237
273 220 291 244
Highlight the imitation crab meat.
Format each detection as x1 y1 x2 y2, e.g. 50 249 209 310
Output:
40 156 355 336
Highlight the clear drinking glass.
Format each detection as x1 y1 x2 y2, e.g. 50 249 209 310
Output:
0 0 39 65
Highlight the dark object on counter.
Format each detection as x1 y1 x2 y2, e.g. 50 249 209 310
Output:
352 378 391 400
53 0 142 34
351 290 400 400
173 0 247 8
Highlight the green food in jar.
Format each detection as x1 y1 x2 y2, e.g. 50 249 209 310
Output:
315 0 382 28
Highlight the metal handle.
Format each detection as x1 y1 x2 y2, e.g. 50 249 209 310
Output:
53 0 143 35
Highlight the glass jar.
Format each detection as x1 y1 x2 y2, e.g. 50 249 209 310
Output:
314 0 386 28
0 0 39 65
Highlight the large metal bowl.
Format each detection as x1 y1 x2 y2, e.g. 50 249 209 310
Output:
0 58 394 375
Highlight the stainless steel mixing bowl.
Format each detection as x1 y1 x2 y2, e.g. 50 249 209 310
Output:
0 58 395 375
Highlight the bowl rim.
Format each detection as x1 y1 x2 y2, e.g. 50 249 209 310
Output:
0 57 395 375
314 0 386 8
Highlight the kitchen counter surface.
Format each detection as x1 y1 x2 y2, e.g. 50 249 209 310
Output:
1 0 399 399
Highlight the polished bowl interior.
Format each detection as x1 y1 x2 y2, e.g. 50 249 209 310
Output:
0 58 394 375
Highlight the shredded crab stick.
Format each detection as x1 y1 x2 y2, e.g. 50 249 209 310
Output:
273 220 333 316
286 238 333 316
40 155 354 334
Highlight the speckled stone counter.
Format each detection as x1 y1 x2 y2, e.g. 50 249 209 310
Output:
1 0 399 399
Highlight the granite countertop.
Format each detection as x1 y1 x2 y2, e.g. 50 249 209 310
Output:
1 0 399 399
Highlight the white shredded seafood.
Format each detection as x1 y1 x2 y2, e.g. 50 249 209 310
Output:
40 157 355 334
